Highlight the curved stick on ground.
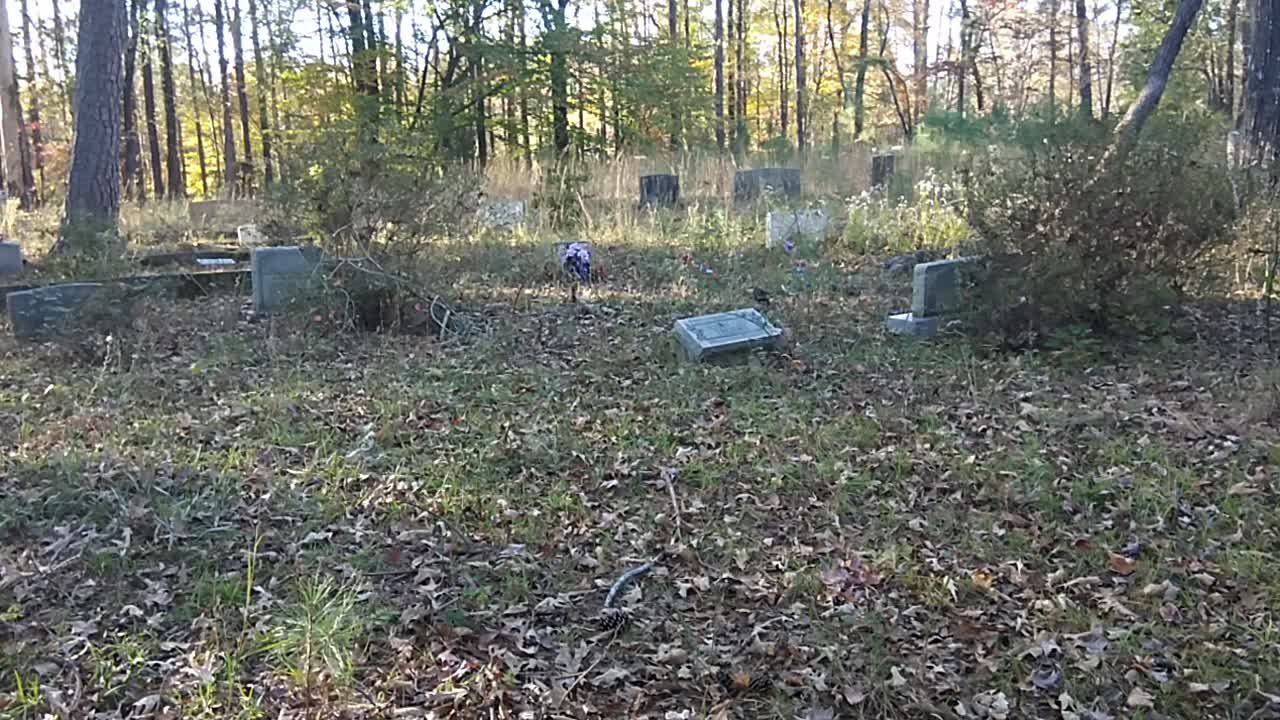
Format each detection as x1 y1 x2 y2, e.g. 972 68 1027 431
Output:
603 554 665 609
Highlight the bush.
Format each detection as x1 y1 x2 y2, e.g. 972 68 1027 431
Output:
841 168 970 254
965 137 1236 347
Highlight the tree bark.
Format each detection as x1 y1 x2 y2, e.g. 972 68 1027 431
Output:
737 0 747 147
794 0 806 152
958 0 969 115
215 0 238 197
853 0 870 136
912 0 929 124
774 0 789 136
56 0 126 255
669 0 680 150
1049 0 1058 114
825 0 845 148
539 0 571 156
1103 0 1122 118
1242 0 1280 167
156 0 185 199
141 6 166 199
232 0 254 193
1101 0 1204 169
0 1 35 207
1225 0 1238 117
123 0 144 200
1076 0 1093 120
50 0 72 126
181 0 210 197
19 0 43 202
249 0 272 186
715 0 725 149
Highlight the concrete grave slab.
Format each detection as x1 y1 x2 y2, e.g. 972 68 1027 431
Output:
733 168 802 202
479 199 526 229
7 282 104 338
911 258 977 318
766 209 829 248
0 242 20 278
673 308 783 362
886 312 939 337
251 245 323 312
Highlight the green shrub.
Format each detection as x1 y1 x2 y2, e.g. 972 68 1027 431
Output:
965 137 1236 346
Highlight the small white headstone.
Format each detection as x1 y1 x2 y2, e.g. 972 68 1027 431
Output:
766 209 829 248
237 224 267 247
479 199 526 230
672 308 783 362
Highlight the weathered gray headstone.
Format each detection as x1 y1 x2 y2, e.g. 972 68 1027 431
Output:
251 246 322 312
733 168 802 202
237 224 267 246
639 174 680 208
911 258 975 317
673 308 783 362
886 312 940 337
479 199 526 229
7 283 104 338
0 242 20 278
871 154 896 190
766 209 829 248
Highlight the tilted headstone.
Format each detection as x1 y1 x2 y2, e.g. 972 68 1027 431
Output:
871 155 896 190
639 174 680 208
766 209 829 248
672 308 783 362
479 199 526 230
251 245 323 313
733 168 802 202
887 257 979 337
0 242 20 278
7 283 104 338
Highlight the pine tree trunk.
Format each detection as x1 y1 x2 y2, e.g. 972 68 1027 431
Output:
198 2 224 189
1049 0 1058 115
517 0 531 166
232 0 254 193
958 0 968 115
181 0 210 197
141 8 166 199
0 1 35 207
215 0 238 196
714 0 725 150
776 0 789 136
1242 0 1280 167
249 0 272 186
542 0 571 156
1103 0 1122 118
123 0 145 200
1225 0 1237 118
156 0 185 198
56 0 126 256
50 0 71 126
1076 0 1093 120
853 0 870 135
727 0 736 146
19 0 43 203
794 0 806 152
912 0 929 124
669 0 680 150
736 0 747 151
266 1 286 181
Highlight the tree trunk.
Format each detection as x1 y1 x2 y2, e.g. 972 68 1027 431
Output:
715 0 726 149
1102 0 1204 169
912 0 929 124
232 0 254 193
156 0 185 199
267 1 285 180
249 0 272 186
737 0 747 146
853 0 870 136
197 2 224 190
1076 0 1093 120
56 0 126 256
669 0 680 150
50 0 72 126
775 0 788 137
1225 0 1237 117
0 1 35 207
215 0 238 197
1103 0 1122 118
1242 0 1280 167
825 0 845 148
540 0 571 156
727 0 736 148
958 0 968 115
19 0 43 202
1049 0 1058 114
123 0 144 200
142 10 166 199
517 0 531 166
181 0 210 197
794 0 806 152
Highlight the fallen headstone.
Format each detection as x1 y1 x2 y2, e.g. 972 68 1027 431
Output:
673 308 783 362
251 245 323 313
887 257 978 338
0 242 20 278
733 168 802 203
766 209 829 248
871 154 896 190
479 199 526 230
7 282 104 338
639 174 680 208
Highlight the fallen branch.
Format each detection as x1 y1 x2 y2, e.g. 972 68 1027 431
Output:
604 553 668 609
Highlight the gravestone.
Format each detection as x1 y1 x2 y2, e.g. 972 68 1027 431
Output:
766 209 829 248
672 308 783 362
871 155 896 190
733 168 802 202
639 174 680 208
479 199 526 230
887 257 978 338
190 200 256 228
251 245 323 313
7 283 104 338
0 242 20 278
237 224 267 246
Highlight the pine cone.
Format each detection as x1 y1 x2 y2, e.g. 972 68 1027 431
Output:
597 608 630 632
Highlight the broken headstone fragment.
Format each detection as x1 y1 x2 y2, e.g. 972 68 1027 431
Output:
251 245 323 313
7 282 105 339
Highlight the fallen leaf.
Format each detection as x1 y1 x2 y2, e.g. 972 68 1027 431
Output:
1108 553 1138 575
589 667 630 688
1126 686 1154 709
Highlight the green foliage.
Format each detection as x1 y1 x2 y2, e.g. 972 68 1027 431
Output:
965 131 1236 346
841 168 970 254
264 577 365 695
533 163 592 228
